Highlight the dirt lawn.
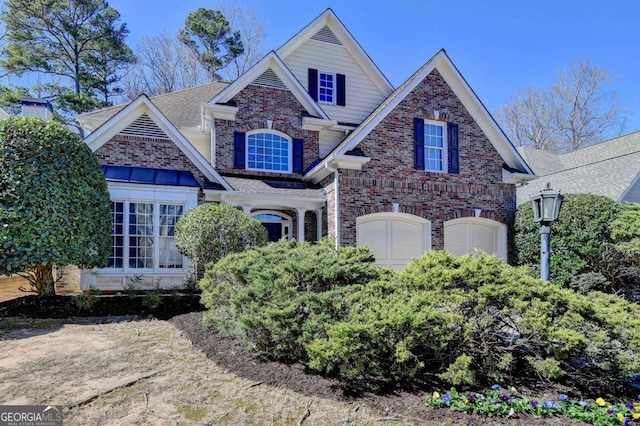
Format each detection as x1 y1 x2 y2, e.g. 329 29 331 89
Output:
0 317 433 425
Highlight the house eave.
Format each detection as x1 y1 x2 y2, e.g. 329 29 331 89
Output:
503 169 538 185
202 103 239 122
304 154 371 184
204 189 326 210
302 116 337 131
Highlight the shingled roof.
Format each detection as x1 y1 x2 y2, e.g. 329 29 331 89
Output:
517 130 640 205
77 81 228 129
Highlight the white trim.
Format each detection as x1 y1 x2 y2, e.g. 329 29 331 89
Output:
209 190 325 211
302 116 337 131
444 216 508 261
84 95 232 191
318 71 336 105
251 210 293 240
328 154 371 170
304 50 533 184
423 119 448 173
276 9 393 97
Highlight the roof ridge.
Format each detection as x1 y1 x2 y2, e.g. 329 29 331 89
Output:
536 146 640 177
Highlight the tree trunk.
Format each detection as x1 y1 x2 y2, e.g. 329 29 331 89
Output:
33 263 56 296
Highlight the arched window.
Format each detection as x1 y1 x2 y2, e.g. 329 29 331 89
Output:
246 131 292 173
252 211 292 242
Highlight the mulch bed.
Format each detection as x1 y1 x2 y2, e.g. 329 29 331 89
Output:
170 311 582 425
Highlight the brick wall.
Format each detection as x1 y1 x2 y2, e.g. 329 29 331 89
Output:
95 134 210 188
214 84 319 178
332 69 516 248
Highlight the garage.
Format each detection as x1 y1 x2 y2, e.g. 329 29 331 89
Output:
356 213 431 270
443 217 507 260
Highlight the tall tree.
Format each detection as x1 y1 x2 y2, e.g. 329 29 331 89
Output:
178 7 244 80
122 33 210 100
218 0 266 80
497 59 628 153
0 0 134 129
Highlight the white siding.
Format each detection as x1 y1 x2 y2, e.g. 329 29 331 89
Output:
319 129 348 158
181 129 211 164
284 39 388 125
623 177 640 203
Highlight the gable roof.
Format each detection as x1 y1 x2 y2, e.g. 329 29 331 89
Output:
304 49 534 183
77 82 228 132
517 130 640 204
84 94 232 191
276 8 393 97
204 51 330 121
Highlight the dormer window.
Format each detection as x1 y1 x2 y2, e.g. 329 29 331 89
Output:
308 68 346 106
318 72 335 104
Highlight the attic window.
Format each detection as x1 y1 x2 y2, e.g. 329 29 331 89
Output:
252 68 287 90
311 25 342 45
119 113 169 139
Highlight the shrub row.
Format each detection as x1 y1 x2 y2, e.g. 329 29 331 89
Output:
200 241 640 392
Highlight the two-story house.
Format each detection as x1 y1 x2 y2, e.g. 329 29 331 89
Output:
77 9 534 290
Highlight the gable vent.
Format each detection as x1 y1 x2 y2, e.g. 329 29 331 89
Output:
311 25 342 45
252 68 288 90
118 113 170 139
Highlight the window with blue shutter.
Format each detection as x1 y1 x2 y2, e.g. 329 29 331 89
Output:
447 123 459 174
336 73 346 106
308 68 318 101
293 138 303 174
414 118 459 173
413 118 425 170
245 131 294 173
234 131 245 169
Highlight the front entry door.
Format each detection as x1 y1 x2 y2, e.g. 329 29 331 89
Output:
262 222 283 242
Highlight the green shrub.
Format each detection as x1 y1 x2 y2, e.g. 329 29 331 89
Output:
200 239 382 361
306 251 640 392
175 203 268 271
0 117 111 295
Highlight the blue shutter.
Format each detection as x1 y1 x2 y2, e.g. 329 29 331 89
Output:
308 69 318 101
447 123 459 174
413 118 425 170
234 131 245 169
336 73 346 106
293 138 304 174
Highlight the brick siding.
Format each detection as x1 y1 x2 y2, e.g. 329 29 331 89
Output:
328 69 516 249
95 134 210 188
214 84 319 178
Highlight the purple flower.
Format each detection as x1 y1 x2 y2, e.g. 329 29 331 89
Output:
500 393 511 402
442 394 451 403
468 395 476 403
624 419 631 426
558 394 568 401
531 400 539 408
491 384 502 391
607 409 613 415
543 401 558 409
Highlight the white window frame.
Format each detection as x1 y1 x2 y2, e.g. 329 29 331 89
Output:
318 71 335 105
101 183 198 275
246 130 292 174
251 210 293 240
424 119 448 173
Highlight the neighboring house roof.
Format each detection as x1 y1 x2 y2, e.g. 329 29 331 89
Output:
77 82 228 132
276 8 393 97
516 130 640 204
304 49 534 184
84 94 232 191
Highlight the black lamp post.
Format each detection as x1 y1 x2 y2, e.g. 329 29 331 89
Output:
530 183 563 281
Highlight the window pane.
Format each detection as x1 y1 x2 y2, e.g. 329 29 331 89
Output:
424 123 445 172
129 203 154 269
108 201 124 268
158 204 183 269
319 72 334 103
247 133 291 173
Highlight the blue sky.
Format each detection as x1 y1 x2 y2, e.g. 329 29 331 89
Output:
109 0 640 132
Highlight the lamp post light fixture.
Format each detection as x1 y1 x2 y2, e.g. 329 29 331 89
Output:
530 183 564 281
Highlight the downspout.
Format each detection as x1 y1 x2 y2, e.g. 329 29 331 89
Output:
325 163 340 248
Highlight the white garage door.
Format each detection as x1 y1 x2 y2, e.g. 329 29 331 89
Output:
356 213 431 270
444 217 507 260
